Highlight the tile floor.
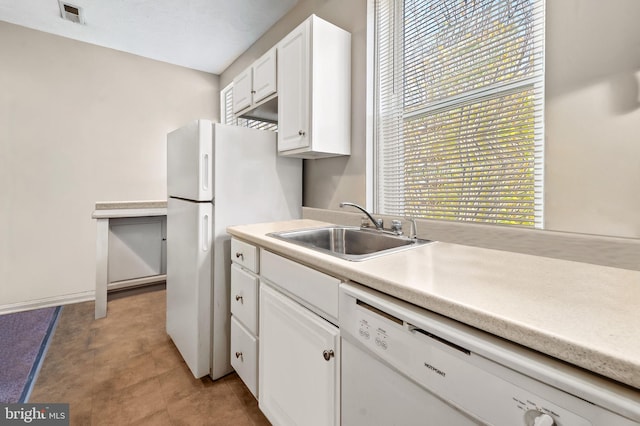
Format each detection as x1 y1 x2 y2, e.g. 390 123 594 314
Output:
30 284 270 426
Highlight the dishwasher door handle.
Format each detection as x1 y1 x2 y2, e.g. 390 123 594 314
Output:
407 323 471 355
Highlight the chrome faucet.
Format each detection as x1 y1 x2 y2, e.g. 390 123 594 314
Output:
406 217 417 239
339 202 383 230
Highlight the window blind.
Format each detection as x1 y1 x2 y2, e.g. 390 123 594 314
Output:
221 84 235 124
374 0 544 227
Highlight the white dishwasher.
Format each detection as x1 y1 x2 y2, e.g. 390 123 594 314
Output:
339 283 640 426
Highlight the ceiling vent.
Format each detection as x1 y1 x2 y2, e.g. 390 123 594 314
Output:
58 1 85 24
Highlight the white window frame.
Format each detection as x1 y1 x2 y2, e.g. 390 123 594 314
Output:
220 83 234 125
366 0 545 228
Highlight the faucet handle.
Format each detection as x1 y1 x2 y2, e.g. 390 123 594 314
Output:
391 220 403 235
405 217 417 239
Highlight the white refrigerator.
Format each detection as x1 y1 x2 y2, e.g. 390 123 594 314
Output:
166 119 302 379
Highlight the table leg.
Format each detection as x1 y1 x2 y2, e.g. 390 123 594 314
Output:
95 218 109 319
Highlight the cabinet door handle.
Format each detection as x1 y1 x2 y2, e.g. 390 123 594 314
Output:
322 349 334 361
298 130 306 136
235 252 244 260
235 295 244 303
235 351 243 361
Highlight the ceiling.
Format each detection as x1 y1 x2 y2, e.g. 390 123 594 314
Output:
0 0 298 74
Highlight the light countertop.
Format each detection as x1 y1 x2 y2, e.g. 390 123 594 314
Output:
92 200 167 219
227 219 640 390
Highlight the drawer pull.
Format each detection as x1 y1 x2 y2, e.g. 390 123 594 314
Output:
322 349 334 361
235 351 243 361
235 252 244 260
235 295 244 303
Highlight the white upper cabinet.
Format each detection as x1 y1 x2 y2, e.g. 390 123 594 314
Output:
277 22 309 153
277 15 351 158
252 48 277 104
232 67 253 113
233 48 278 120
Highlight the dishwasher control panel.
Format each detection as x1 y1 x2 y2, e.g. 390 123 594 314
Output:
359 317 390 350
339 283 640 426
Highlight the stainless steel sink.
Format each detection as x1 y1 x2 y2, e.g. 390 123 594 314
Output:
267 226 431 261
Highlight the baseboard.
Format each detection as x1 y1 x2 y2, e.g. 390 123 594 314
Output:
0 291 95 315
107 275 166 292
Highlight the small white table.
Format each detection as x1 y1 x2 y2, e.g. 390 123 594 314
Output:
92 201 167 319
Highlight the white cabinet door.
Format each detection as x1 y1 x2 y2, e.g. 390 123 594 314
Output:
252 48 277 103
108 217 164 282
233 48 277 115
277 18 310 153
230 264 259 335
230 238 259 273
259 283 339 426
230 316 259 398
233 67 253 113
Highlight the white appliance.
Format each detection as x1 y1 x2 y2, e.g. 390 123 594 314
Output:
166 120 301 379
340 283 640 426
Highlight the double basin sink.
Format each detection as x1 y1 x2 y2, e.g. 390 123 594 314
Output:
268 226 431 261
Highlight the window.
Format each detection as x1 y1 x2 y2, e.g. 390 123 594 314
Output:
220 84 278 131
373 0 544 227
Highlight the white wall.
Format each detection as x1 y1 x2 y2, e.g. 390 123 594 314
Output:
0 21 219 309
544 0 640 238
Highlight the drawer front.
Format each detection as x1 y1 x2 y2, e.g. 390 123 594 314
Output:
261 250 340 323
230 316 258 399
231 238 259 273
231 264 259 334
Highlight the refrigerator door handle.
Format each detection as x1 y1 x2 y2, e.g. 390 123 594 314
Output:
202 214 210 252
202 154 209 192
